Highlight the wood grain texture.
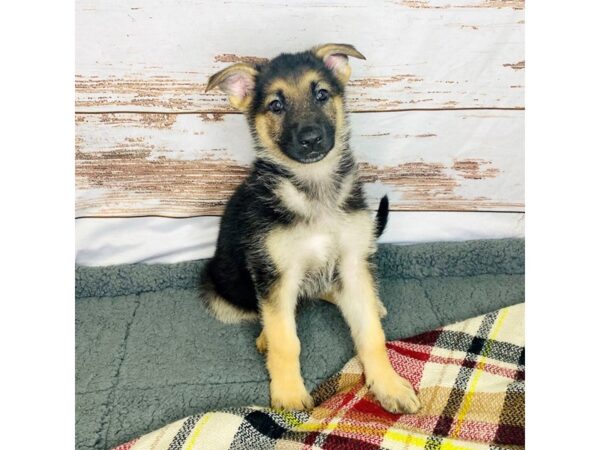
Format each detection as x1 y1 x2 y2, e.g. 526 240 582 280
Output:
76 111 524 217
76 0 524 112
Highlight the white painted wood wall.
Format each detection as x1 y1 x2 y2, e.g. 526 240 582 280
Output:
75 0 525 265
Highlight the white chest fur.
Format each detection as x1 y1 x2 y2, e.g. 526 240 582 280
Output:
266 179 376 298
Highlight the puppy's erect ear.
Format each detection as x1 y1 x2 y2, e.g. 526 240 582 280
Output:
313 43 366 85
205 63 258 111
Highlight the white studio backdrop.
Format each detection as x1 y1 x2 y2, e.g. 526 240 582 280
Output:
76 213 524 266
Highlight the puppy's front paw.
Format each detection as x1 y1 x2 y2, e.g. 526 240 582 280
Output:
368 371 420 414
270 381 314 411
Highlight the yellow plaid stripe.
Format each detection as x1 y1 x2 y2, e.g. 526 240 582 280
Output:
451 308 510 438
183 414 212 450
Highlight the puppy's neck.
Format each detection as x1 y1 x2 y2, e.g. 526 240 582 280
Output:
291 146 346 185
257 146 356 222
257 140 355 187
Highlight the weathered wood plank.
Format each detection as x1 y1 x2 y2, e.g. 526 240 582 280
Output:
76 110 524 217
76 0 524 112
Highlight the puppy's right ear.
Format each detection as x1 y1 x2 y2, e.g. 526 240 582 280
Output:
205 63 258 111
313 43 366 85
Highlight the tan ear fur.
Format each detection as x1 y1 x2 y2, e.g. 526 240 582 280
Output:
205 63 258 111
313 43 366 85
313 43 366 61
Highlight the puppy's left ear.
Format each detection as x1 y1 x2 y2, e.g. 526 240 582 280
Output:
313 43 366 85
205 63 258 111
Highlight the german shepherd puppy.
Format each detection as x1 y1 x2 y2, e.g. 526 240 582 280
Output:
202 44 420 414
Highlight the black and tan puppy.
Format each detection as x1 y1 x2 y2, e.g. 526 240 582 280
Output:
202 44 420 414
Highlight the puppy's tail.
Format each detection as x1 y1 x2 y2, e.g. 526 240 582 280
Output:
375 195 389 238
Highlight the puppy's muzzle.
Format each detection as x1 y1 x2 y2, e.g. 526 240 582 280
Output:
292 124 333 163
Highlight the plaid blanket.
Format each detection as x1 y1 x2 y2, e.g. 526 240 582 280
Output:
113 303 524 450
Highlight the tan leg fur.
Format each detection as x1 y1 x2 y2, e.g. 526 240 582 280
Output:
334 212 420 414
255 329 268 354
260 279 314 411
336 261 420 413
320 291 337 305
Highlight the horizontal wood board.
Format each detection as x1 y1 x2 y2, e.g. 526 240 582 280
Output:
76 110 524 217
76 0 524 112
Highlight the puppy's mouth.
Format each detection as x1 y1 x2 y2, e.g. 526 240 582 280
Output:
297 151 328 164
277 134 335 165
280 140 335 164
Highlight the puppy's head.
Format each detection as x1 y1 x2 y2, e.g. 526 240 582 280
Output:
206 44 365 165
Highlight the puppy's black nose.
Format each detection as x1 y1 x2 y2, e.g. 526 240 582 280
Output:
298 126 323 149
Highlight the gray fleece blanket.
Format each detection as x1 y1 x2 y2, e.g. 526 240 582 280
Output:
75 238 524 450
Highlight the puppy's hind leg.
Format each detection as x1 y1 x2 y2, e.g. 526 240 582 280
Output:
376 297 388 318
256 329 268 354
321 289 387 318
319 291 337 305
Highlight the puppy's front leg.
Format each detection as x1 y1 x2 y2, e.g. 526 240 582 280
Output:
260 277 313 411
336 259 420 414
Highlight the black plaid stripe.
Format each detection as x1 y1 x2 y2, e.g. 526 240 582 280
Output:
279 410 313 444
518 347 525 368
229 411 281 450
515 347 525 381
424 310 500 449
229 409 310 450
434 330 524 366
494 379 525 447
312 372 343 405
166 415 202 450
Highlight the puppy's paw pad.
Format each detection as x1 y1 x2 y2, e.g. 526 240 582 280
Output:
369 374 420 414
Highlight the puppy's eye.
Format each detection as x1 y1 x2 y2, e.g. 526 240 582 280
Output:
269 99 284 113
315 89 329 102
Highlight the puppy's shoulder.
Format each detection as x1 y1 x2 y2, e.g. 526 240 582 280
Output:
340 177 368 213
